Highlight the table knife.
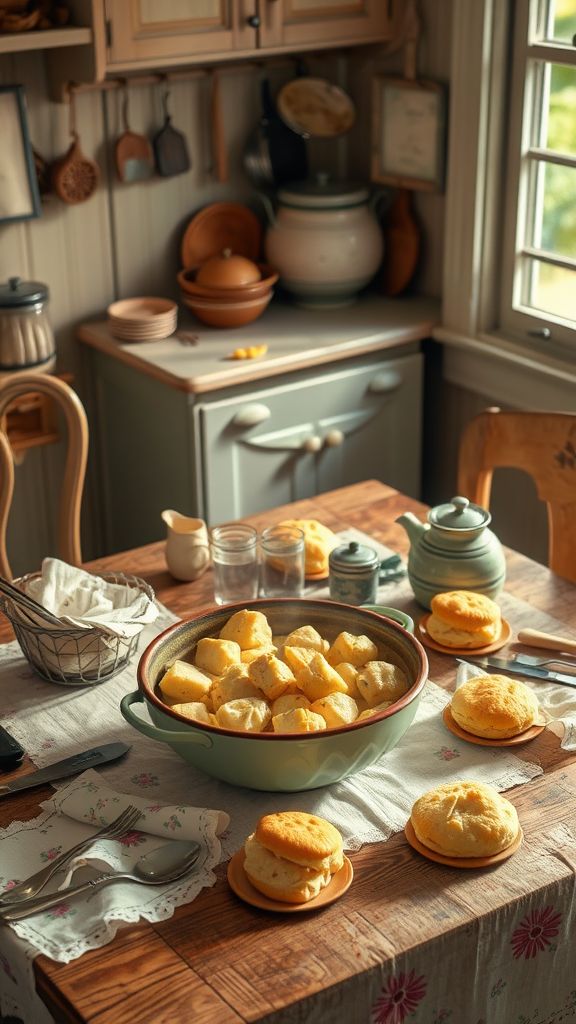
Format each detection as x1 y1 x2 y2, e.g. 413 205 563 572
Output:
0 742 131 798
458 656 576 689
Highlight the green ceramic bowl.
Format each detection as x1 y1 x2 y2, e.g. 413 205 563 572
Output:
121 599 428 792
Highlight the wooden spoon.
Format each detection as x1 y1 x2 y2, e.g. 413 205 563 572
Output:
52 89 99 205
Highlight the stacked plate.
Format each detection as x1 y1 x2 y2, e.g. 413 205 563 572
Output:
107 297 178 342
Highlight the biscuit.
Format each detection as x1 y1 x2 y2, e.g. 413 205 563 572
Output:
276 519 339 576
430 591 501 632
410 781 519 857
215 697 271 732
158 660 212 703
243 834 331 904
426 614 499 648
248 652 296 701
327 632 378 668
219 609 273 651
272 707 326 733
283 625 329 653
310 692 359 728
255 811 344 872
195 637 241 675
356 661 409 706
210 664 257 711
170 701 213 725
450 674 540 738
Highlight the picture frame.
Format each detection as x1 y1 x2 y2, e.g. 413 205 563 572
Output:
371 76 447 193
0 85 41 224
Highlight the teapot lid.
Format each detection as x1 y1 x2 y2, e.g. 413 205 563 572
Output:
0 276 48 308
428 496 491 530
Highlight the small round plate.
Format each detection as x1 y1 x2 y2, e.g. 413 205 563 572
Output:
404 818 523 869
417 614 512 656
227 850 353 913
305 570 329 583
181 202 262 270
441 705 547 747
277 77 356 138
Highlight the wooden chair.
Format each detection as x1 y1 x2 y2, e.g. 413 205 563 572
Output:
457 406 576 582
0 374 89 579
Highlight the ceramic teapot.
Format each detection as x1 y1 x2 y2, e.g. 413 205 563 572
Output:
395 495 506 609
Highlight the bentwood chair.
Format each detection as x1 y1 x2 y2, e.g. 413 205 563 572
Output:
0 373 89 579
457 406 576 582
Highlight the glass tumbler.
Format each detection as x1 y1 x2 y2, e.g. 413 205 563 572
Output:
259 525 305 598
210 524 259 606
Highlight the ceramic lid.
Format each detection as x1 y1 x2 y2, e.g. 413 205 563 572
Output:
277 174 370 210
0 276 48 308
428 496 491 530
329 540 379 572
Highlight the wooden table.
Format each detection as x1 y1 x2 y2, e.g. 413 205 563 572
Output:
1 480 575 1024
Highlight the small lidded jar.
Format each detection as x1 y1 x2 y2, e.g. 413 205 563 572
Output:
329 540 380 606
0 276 56 372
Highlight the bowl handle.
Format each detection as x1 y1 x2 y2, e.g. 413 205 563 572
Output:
120 691 214 749
361 605 414 634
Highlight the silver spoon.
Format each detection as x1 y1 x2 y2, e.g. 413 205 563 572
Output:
0 839 201 922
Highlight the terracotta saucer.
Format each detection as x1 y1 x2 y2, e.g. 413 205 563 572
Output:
404 818 523 869
305 570 329 583
441 705 547 746
227 850 353 913
181 202 262 269
417 615 512 656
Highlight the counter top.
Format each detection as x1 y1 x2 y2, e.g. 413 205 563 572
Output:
77 294 440 394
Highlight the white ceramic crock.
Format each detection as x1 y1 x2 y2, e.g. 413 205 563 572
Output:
262 177 384 308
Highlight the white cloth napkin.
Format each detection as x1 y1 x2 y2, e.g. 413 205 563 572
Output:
457 659 576 750
24 557 159 639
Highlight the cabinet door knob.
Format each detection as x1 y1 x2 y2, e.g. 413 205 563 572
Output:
324 428 345 448
369 370 402 394
232 403 271 427
247 14 261 27
302 435 323 453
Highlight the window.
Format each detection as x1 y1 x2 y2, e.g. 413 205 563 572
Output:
500 0 576 354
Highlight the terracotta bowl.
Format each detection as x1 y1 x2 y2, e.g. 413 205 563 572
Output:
177 264 279 302
120 599 429 791
181 291 273 328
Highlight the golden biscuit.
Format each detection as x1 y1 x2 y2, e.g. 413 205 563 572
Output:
410 781 519 857
430 591 501 632
255 810 344 872
276 519 339 576
243 834 331 904
450 674 540 738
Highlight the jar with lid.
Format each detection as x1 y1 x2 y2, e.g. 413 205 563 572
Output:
260 174 384 308
329 541 382 605
0 277 56 374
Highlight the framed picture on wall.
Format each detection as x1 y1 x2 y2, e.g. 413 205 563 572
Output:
0 85 41 224
371 76 447 192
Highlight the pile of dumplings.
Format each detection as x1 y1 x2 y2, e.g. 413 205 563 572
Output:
157 608 410 734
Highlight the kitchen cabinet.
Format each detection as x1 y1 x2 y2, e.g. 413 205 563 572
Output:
78 296 437 554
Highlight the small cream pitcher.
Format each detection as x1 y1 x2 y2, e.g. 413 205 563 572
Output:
161 510 210 582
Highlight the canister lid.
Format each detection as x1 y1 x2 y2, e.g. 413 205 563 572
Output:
329 540 379 573
0 277 49 307
428 495 491 530
277 173 370 210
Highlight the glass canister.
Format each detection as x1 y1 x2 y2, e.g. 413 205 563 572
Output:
329 540 381 605
0 276 56 372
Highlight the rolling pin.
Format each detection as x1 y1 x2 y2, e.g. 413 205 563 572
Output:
517 628 576 654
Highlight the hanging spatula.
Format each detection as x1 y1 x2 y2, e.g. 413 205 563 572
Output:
153 83 191 178
115 83 154 183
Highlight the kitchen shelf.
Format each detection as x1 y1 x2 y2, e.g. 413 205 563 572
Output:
0 26 92 54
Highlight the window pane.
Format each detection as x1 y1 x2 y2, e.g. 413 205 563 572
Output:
527 260 575 319
548 0 576 43
531 161 576 257
546 64 576 156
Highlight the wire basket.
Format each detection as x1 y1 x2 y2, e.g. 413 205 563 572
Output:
0 571 156 686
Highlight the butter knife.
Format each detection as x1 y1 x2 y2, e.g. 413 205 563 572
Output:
0 742 131 798
458 657 576 689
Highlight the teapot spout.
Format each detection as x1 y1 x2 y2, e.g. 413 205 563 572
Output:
395 511 428 545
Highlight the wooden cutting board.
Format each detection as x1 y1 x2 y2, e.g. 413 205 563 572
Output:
381 189 420 296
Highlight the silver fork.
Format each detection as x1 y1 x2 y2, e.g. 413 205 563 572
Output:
0 804 142 905
512 653 576 670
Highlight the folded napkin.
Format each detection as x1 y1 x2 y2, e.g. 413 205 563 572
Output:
24 558 159 639
457 660 576 750
0 768 228 966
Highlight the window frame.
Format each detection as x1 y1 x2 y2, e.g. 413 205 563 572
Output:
439 0 576 370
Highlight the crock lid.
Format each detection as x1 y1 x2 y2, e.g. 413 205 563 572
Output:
329 540 379 571
0 276 49 307
428 496 491 530
277 173 370 209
